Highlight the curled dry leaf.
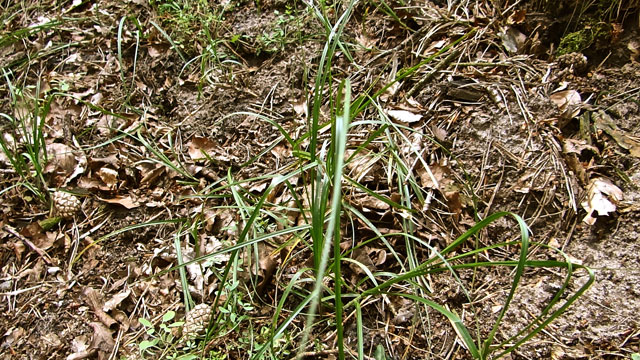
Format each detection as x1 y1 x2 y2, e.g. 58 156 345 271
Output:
387 109 422 123
102 288 131 312
581 178 624 225
549 89 582 119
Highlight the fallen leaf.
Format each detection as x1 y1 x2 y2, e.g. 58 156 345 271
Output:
387 109 422 123
581 178 624 225
593 110 640 158
84 287 117 329
187 136 217 162
499 26 527 53
102 289 131 312
550 90 582 119
98 196 140 209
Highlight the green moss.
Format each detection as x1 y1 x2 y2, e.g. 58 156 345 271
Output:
557 29 593 55
556 21 612 56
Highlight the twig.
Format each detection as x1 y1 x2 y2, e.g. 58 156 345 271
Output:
4 224 55 265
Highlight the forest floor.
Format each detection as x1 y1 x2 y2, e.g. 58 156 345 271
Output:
1 0 640 359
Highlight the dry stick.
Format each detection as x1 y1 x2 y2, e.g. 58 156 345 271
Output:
4 224 55 265
406 49 461 99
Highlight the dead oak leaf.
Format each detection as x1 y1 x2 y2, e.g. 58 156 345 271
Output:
187 136 217 162
581 178 623 225
549 89 582 119
98 195 140 209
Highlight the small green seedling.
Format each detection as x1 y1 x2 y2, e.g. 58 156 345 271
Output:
138 311 184 357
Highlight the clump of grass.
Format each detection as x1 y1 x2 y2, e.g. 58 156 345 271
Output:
131 1 595 359
0 75 49 203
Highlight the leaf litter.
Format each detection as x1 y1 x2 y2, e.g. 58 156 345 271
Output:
1 0 640 359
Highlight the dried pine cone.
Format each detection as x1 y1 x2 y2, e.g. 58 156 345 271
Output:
182 303 212 341
556 52 588 74
53 191 81 218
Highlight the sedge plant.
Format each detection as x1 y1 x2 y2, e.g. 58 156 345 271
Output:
150 1 594 359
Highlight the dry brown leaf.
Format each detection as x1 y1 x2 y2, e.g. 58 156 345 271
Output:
84 287 117 329
98 196 140 209
549 89 582 119
187 136 217 162
387 109 422 123
581 178 624 225
593 110 640 158
102 289 131 312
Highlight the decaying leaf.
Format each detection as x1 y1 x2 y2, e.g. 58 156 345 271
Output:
499 26 527 53
102 289 131 312
593 110 640 158
84 287 117 329
187 136 217 162
581 178 624 225
549 89 582 119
